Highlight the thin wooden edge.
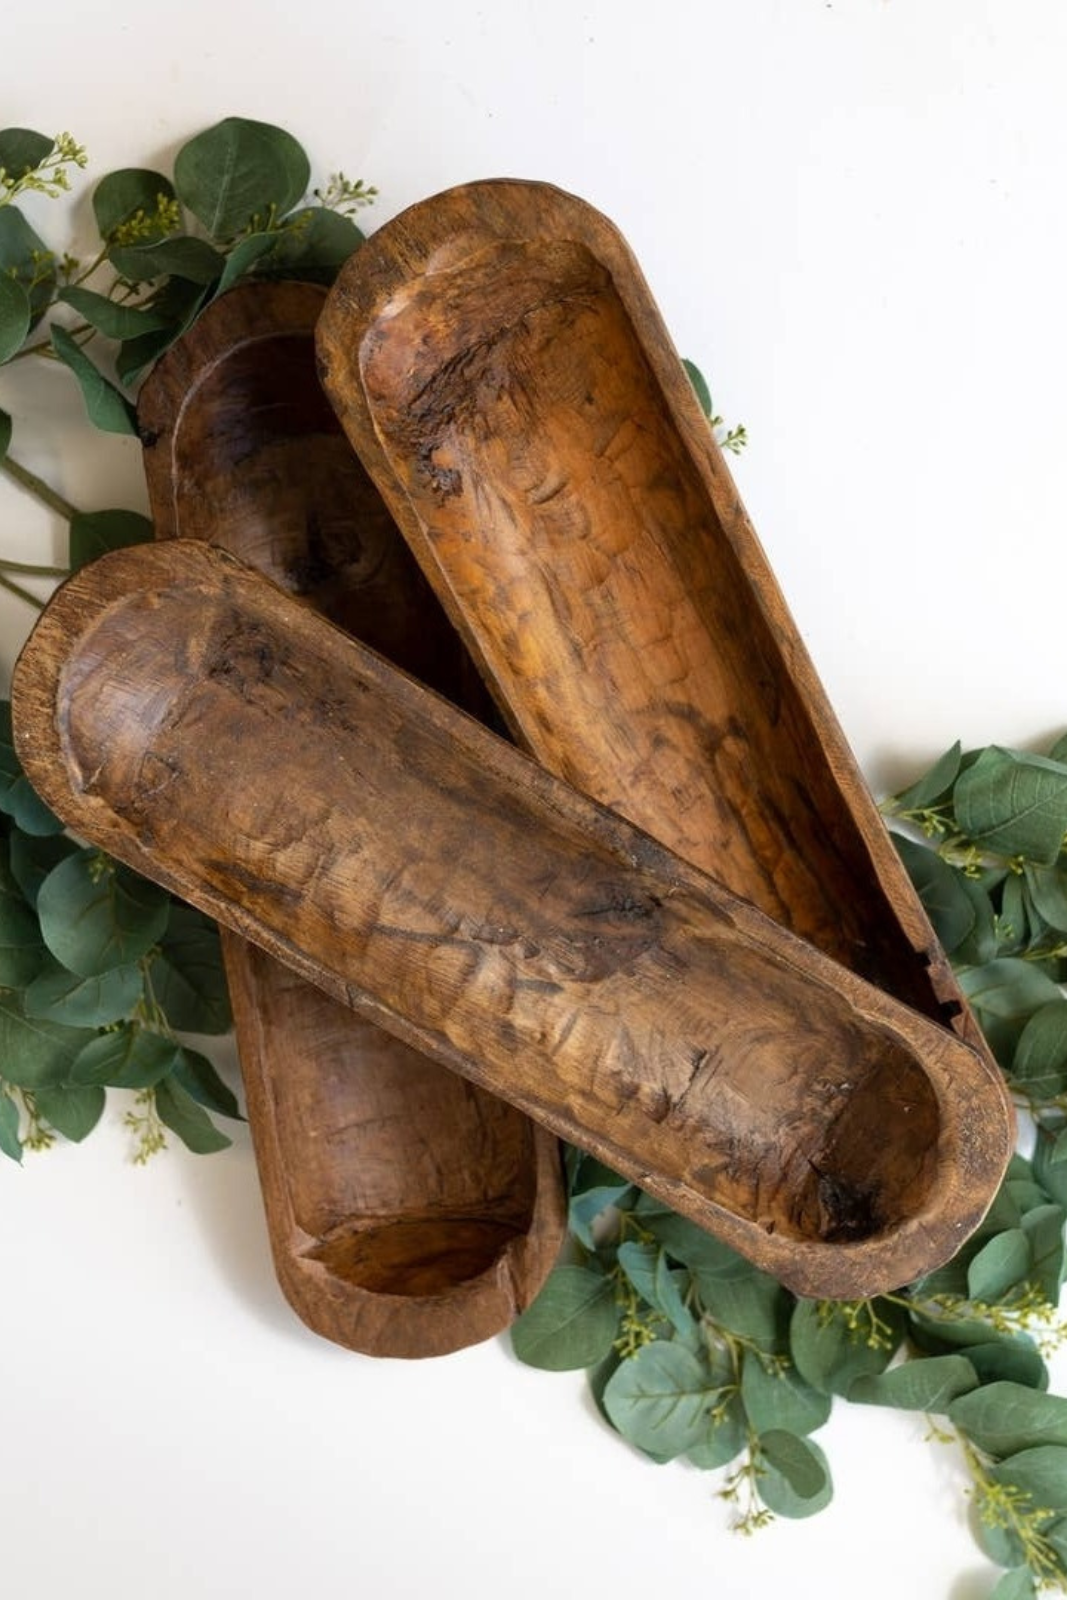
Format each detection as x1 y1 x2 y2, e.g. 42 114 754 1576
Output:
140 304 566 1354
11 541 1014 1300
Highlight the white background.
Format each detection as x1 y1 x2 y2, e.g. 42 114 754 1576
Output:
1 3 1064 1596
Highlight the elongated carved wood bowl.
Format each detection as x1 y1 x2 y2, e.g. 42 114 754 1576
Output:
14 539 1011 1297
135 281 564 1358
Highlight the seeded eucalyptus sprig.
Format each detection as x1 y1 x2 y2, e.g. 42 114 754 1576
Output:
512 736 1067 1597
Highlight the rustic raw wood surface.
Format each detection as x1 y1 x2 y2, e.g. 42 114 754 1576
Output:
137 280 564 1358
13 539 1013 1297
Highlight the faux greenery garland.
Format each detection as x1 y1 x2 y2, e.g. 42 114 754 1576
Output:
2 118 1067 1600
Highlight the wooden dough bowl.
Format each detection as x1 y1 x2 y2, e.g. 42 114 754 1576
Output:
136 280 565 1359
14 539 1012 1298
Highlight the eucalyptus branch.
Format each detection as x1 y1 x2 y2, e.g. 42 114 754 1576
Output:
0 453 79 520
0 570 46 610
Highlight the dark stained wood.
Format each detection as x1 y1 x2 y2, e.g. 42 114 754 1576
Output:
136 281 565 1358
315 179 999 1065
13 539 1014 1298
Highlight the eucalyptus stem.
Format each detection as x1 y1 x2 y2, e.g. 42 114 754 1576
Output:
0 556 68 577
0 452 79 520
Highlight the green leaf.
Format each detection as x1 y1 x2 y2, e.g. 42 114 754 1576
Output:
8 828 77 908
989 1446 1067 1513
789 1298 905 1395
1021 1204 1066 1303
33 1082 105 1142
989 1568 1037 1600
23 959 143 1027
215 231 281 294
958 959 1064 1064
68 509 153 573
848 1353 978 1412
757 1431 833 1518
0 702 63 836
50 326 137 435
682 358 712 418
115 277 207 386
1033 1127 1067 1208
0 1089 21 1161
893 834 976 955
92 168 176 241
264 206 364 283
0 844 46 986
695 1265 789 1351
37 850 170 977
602 1340 721 1459
955 747 1067 865
685 1393 747 1470
894 741 963 812
1026 865 1067 936
511 1264 619 1370
171 1046 240 1121
567 1152 633 1248
0 128 54 181
0 405 10 460
950 1383 1067 1456
70 1025 179 1090
613 1241 699 1345
154 1074 232 1154
963 1341 1048 1392
57 287 170 342
173 118 310 241
740 1351 832 1436
147 902 231 1034
967 1230 1032 1302
634 1196 754 1277
108 235 226 287
0 991 96 1087
1011 1002 1067 1103
0 207 55 321
0 273 31 363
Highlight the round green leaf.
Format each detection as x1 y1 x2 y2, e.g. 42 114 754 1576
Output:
92 168 176 241
741 1351 832 1436
950 1383 1067 1457
24 959 143 1027
68 509 153 573
789 1297 905 1395
8 827 77 908
147 902 231 1034
1013 1002 1067 1102
0 274 31 363
989 1446 1067 1515
686 1392 746 1470
71 1025 180 1090
0 991 96 1088
154 1075 232 1154
964 1341 1048 1392
0 207 54 321
33 1082 105 1142
511 1264 619 1371
989 1566 1036 1599
0 128 54 181
265 206 364 282
848 1353 978 1412
1025 866 1067 936
757 1431 833 1519
602 1340 721 1459
173 118 310 241
37 850 170 977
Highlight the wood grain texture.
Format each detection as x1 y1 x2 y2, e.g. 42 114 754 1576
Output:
137 280 564 1358
13 539 1012 1297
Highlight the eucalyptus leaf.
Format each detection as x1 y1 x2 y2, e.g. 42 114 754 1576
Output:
70 1025 179 1090
0 128 54 181
958 958 1064 1063
894 740 963 812
602 1339 720 1459
999 872 1031 955
0 846 46 987
1025 865 1067 936
147 902 231 1034
0 207 55 321
173 118 309 241
23 959 143 1028
0 703 63 836
0 991 96 1088
37 849 170 977
116 277 207 387
215 231 281 294
108 235 226 287
171 1046 240 1121
953 874 1001 966
963 1340 1048 1392
1033 1127 1067 1208
967 1230 1032 1302
949 1383 1067 1456
511 1264 619 1371
154 1074 232 1154
988 1446 1067 1514
848 1353 978 1412
1021 1204 1066 1303
1011 1002 1067 1103
92 168 176 241
264 206 363 282
50 327 137 435
695 1265 788 1351
57 287 170 342
955 747 1067 865
8 827 77 908
989 1567 1037 1600
0 274 31 363
893 834 976 955
68 509 153 573
685 1393 747 1470
33 1082 105 1142
789 1298 905 1395
757 1431 833 1518
634 1197 753 1277
681 358 712 418
0 405 10 461
0 1089 21 1162
567 1153 633 1248
740 1351 832 1436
